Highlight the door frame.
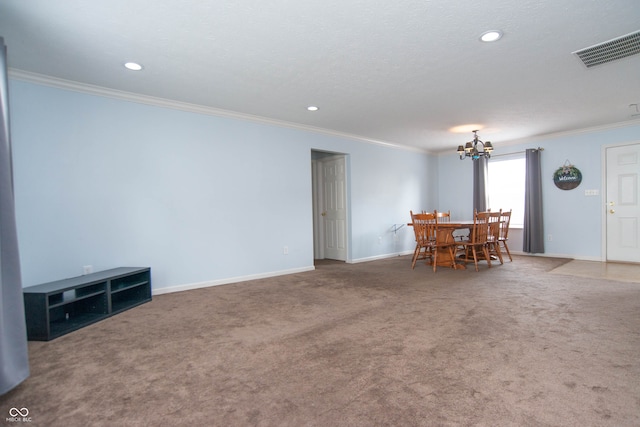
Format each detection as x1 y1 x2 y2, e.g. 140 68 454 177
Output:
311 150 350 261
601 140 640 262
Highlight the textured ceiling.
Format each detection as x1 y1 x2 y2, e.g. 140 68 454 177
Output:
1 0 639 152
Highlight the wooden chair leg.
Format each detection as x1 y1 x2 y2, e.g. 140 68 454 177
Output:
472 246 479 271
483 244 492 268
447 246 457 269
502 242 512 262
492 241 504 264
432 247 438 272
411 246 419 269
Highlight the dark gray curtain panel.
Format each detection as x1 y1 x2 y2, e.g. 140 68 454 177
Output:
523 148 545 253
0 37 29 395
473 157 488 213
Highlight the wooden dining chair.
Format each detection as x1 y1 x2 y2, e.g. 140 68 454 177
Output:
498 209 513 261
410 210 432 267
435 210 451 223
459 210 492 271
486 210 504 265
410 211 457 271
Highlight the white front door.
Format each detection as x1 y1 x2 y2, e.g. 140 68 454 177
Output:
606 143 640 262
321 156 347 261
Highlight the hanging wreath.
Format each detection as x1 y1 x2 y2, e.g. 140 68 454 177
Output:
553 160 582 190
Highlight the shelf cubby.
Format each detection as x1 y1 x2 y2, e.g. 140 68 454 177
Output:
23 267 151 341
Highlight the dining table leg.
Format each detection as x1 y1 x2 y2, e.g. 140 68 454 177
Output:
431 229 466 270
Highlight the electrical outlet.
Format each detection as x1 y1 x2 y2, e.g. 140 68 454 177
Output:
547 234 553 242
283 246 289 255
83 265 93 275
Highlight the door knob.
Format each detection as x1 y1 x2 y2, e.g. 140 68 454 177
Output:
321 211 327 216
610 209 615 214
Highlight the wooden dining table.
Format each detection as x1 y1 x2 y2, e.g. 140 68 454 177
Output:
408 220 475 270
434 221 474 269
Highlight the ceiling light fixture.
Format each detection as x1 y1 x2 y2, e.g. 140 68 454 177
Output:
480 30 503 42
124 62 143 71
457 130 494 160
307 106 319 111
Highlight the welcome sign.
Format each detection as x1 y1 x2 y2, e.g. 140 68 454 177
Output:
553 161 582 190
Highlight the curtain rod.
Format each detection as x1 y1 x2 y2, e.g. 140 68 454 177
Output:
491 147 544 158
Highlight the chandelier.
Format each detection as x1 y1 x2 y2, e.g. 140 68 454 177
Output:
457 130 494 160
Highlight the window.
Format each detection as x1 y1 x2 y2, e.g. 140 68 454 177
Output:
488 156 525 227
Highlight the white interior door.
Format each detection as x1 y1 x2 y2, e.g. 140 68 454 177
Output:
606 143 640 262
321 156 347 261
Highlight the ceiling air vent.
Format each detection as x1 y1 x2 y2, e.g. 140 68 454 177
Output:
573 30 640 68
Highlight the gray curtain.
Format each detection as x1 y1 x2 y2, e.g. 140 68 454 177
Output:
0 37 29 395
523 148 545 253
473 157 488 213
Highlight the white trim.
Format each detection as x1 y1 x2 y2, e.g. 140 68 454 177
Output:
349 250 603 264
435 119 640 156
152 265 315 295
601 143 608 262
523 252 602 262
495 119 640 149
311 158 322 260
348 251 413 264
8 68 427 154
601 139 640 262
10 69 640 156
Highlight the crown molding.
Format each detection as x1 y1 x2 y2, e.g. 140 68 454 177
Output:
8 69 428 154
497 119 640 148
433 118 640 156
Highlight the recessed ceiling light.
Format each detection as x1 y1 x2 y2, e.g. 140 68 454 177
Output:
307 106 319 111
124 62 143 71
480 30 503 42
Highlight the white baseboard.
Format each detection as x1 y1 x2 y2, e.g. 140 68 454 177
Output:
349 250 414 264
350 250 602 264
152 265 316 295
153 251 605 296
518 251 602 262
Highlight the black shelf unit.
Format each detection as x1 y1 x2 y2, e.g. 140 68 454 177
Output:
23 267 151 341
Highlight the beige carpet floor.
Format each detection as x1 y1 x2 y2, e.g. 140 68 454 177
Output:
1 255 639 426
